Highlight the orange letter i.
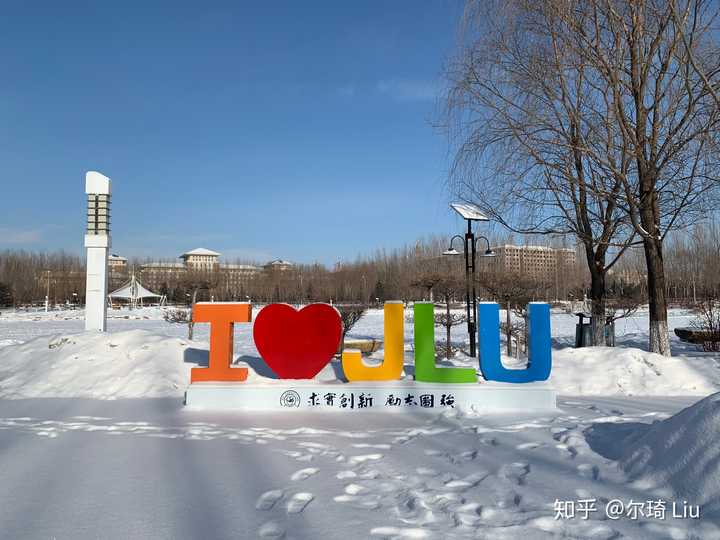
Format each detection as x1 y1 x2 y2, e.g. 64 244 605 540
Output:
190 303 252 383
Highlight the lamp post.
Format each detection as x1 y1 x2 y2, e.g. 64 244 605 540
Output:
84 171 111 331
443 203 495 357
44 270 51 312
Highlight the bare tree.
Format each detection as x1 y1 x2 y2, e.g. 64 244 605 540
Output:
336 304 368 355
182 272 219 340
412 273 467 358
480 271 549 355
444 0 637 348
569 0 720 355
445 0 720 355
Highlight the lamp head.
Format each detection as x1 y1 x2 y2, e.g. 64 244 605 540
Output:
443 248 461 256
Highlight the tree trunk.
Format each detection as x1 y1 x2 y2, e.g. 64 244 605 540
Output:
644 237 671 356
589 269 606 347
188 289 198 340
445 298 451 359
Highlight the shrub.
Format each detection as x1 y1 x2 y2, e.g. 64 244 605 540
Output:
163 308 191 324
336 304 368 352
691 298 720 352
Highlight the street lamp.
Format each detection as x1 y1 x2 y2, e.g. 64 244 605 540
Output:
444 202 495 357
44 269 51 313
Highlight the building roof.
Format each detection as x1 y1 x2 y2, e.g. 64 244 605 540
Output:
108 254 127 262
180 248 221 258
221 264 261 271
265 259 294 266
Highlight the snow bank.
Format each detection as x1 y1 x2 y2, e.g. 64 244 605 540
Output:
618 392 720 517
1 323 718 399
0 329 347 399
551 346 720 395
0 330 193 399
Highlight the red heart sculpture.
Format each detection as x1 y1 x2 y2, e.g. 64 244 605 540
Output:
253 303 342 379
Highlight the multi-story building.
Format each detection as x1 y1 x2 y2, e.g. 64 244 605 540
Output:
263 259 295 273
108 254 129 289
487 245 577 281
108 254 128 271
222 263 264 290
140 248 264 293
179 248 221 271
140 261 186 289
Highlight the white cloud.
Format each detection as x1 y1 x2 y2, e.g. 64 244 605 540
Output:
376 79 439 102
337 84 357 98
0 227 42 244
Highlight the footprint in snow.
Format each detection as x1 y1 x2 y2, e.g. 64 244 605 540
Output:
499 462 531 485
415 467 439 477
370 526 429 538
333 493 382 509
344 483 368 495
256 489 284 511
290 467 319 481
348 453 383 466
516 442 542 450
556 443 579 459
258 521 285 539
577 463 600 480
493 487 523 509
352 443 391 449
286 492 314 514
443 479 474 492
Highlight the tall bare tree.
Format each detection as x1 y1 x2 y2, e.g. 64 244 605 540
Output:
444 0 636 346
445 0 720 354
412 272 467 358
559 0 720 355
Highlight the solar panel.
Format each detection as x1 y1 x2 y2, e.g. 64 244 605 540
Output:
450 202 489 221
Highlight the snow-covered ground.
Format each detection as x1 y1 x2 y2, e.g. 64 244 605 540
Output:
0 306 719 538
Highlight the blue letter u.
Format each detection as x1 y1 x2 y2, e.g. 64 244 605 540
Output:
477 302 551 383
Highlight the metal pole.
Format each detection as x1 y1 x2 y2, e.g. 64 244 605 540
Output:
463 222 472 357
470 227 477 357
465 221 477 356
45 270 50 312
464 220 477 357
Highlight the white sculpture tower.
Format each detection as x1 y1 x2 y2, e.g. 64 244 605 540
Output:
84 171 111 331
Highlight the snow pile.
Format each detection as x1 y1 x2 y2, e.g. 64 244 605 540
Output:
618 392 720 517
0 330 193 399
551 346 720 395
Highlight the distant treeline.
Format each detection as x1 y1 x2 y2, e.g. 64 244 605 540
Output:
0 250 85 307
1 224 718 308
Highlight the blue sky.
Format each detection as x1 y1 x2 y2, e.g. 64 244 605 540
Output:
0 0 475 265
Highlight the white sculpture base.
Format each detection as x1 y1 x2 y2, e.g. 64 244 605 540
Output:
184 381 556 413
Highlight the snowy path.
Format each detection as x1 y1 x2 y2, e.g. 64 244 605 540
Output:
1 396 717 539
